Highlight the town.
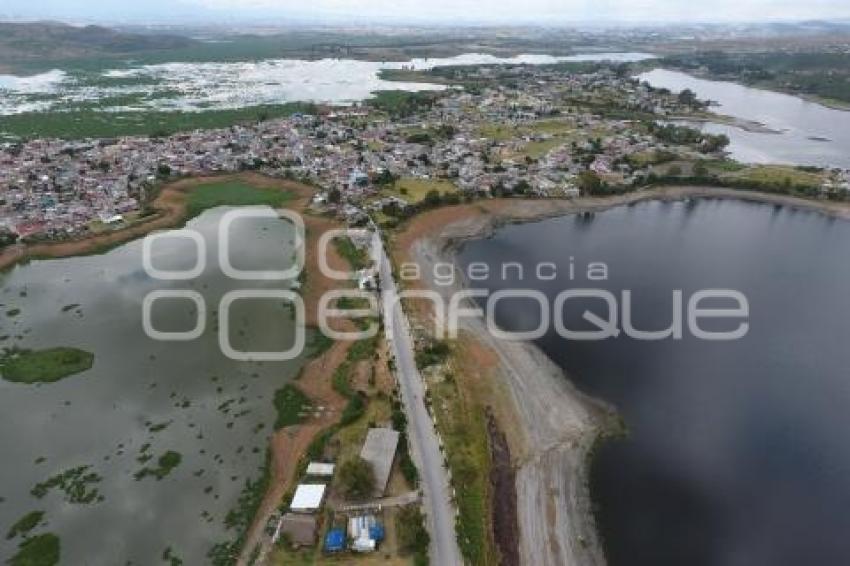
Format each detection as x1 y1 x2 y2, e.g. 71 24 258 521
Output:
3 62 848 244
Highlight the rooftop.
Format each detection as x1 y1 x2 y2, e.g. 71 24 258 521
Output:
360 428 400 497
290 484 327 512
306 462 336 477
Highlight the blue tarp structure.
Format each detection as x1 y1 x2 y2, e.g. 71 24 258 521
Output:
325 528 346 552
369 524 385 543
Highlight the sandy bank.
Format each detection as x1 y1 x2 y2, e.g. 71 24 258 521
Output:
392 185 850 566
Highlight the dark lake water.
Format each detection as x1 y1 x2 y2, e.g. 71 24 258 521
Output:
0 206 308 564
457 198 850 566
638 68 850 169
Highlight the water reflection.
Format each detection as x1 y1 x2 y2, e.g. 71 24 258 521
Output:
458 198 850 566
0 206 309 564
638 68 850 168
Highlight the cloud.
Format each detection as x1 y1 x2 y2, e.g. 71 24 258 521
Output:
4 0 850 24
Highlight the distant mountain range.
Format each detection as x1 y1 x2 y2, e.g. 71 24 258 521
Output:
0 21 197 69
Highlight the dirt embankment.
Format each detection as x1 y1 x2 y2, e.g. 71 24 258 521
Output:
0 172 314 271
487 410 520 566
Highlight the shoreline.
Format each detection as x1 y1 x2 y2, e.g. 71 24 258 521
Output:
650 65 850 114
0 172 355 564
669 113 782 134
392 185 850 565
0 172 311 272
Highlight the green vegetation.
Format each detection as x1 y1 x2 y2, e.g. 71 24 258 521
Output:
0 227 19 250
31 465 102 504
368 90 440 118
646 122 729 153
209 451 272 566
396 505 430 565
389 177 459 204
414 339 451 369
0 21 196 67
161 546 184 566
0 103 317 140
333 361 367 427
272 384 311 429
185 181 292 219
347 334 379 362
431 376 493 564
134 451 182 481
660 51 850 106
337 457 376 500
421 338 497 564
725 164 824 188
391 400 419 487
378 68 454 85
6 511 44 540
332 236 370 271
0 347 94 384
8 533 60 566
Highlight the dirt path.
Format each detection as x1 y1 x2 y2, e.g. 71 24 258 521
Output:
235 179 356 565
237 335 351 566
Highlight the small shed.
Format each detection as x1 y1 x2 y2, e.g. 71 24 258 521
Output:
279 513 318 547
290 484 327 513
306 462 336 477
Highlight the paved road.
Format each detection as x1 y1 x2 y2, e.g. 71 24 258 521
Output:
373 231 463 566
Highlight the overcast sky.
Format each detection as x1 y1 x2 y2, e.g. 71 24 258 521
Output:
3 0 850 24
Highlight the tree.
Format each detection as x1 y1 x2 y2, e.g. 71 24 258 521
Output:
338 458 375 499
423 190 442 207
577 170 602 195
0 228 18 250
677 88 699 107
374 169 396 186
693 162 709 178
396 505 430 556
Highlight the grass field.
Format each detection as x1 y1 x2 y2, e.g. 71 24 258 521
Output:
185 181 292 219
723 164 825 188
478 118 577 141
388 177 458 203
0 102 315 140
0 347 94 384
521 138 565 159
428 362 495 565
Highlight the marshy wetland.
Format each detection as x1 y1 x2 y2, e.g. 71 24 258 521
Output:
0 204 312 564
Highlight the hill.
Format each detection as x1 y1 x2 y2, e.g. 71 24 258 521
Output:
0 21 197 70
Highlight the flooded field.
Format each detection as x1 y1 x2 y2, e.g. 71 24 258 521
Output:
0 206 310 564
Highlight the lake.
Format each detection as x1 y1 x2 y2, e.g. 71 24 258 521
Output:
457 198 850 566
0 206 309 564
0 52 653 115
638 68 850 168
